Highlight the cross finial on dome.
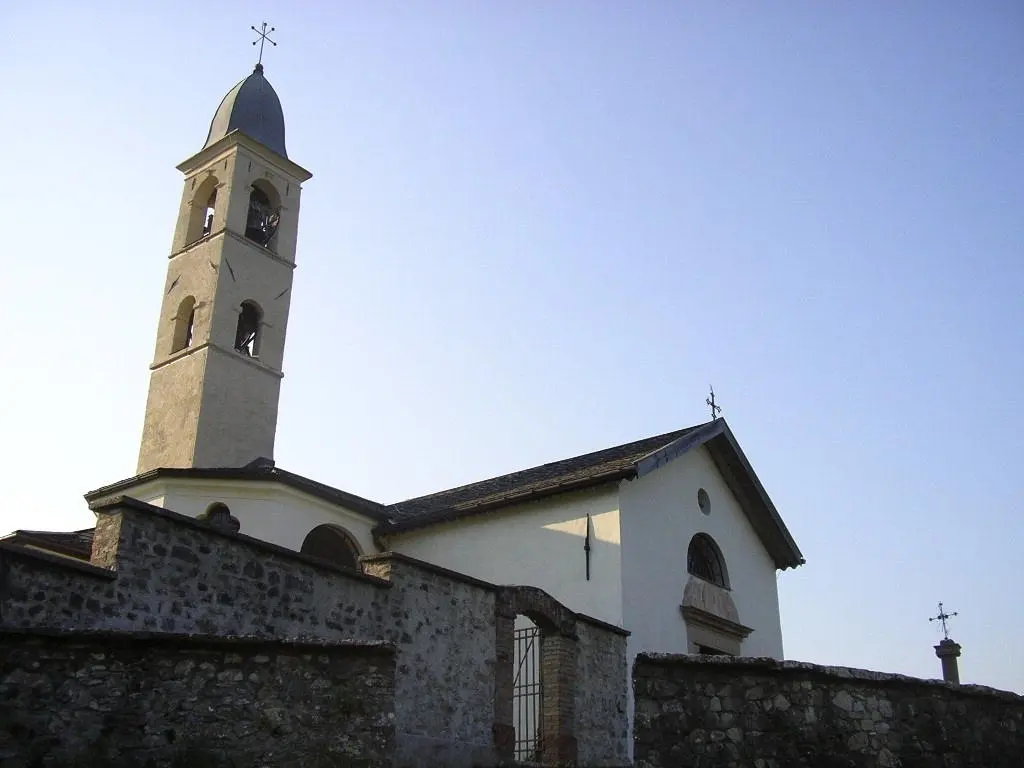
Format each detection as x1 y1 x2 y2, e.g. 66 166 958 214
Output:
251 22 277 68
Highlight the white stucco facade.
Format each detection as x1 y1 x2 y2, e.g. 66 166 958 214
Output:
388 486 623 626
385 440 789 764
99 477 379 559
619 444 784 659
391 443 784 661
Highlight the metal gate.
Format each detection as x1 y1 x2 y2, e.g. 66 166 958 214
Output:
513 623 543 762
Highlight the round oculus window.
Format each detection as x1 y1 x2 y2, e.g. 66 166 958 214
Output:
697 488 711 516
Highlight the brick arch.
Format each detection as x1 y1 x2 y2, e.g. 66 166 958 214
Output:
494 585 578 765
499 585 577 639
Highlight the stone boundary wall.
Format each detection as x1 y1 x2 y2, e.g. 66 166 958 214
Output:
575 619 630 766
633 653 1024 768
0 496 390 639
362 554 499 767
0 628 394 767
0 496 633 767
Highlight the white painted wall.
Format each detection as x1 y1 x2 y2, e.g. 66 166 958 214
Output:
389 485 623 626
122 478 379 559
619 445 784 659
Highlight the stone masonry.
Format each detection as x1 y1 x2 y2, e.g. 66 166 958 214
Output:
0 629 394 767
2 497 1022 766
575 620 630 766
490 585 630 767
0 496 629 767
633 653 1024 768
361 554 500 767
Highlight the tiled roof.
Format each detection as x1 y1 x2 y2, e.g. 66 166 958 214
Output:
85 463 388 522
12 419 802 570
378 418 805 570
380 423 710 532
1 528 95 560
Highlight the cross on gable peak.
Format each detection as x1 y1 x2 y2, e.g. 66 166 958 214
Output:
706 385 722 421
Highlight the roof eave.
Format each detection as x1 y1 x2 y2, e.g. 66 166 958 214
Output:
634 419 804 570
706 425 805 570
85 469 163 503
176 131 311 182
634 419 725 476
0 531 92 561
84 467 388 523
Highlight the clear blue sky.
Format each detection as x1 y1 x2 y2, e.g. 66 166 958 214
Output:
2 2 1021 692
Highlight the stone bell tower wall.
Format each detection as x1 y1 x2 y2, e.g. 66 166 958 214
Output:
138 134 310 474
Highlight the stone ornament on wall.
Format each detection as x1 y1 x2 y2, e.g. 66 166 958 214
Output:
196 502 240 533
681 576 753 655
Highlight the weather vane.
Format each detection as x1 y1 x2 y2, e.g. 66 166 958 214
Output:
706 385 722 420
929 601 958 640
251 22 277 67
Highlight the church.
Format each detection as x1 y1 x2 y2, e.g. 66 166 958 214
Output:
1 60 805 765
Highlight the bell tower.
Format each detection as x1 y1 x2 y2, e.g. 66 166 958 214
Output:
138 63 312 473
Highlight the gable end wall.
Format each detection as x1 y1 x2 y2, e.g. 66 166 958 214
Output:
620 445 783 658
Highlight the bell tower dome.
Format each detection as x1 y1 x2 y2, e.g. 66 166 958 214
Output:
204 63 289 159
137 64 312 473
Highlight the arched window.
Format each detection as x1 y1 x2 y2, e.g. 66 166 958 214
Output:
234 301 262 357
300 525 361 570
171 296 196 353
245 181 281 247
186 176 220 244
687 533 729 589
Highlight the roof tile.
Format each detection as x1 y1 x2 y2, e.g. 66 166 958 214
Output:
383 423 708 530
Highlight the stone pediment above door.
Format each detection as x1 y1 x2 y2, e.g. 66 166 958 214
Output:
680 576 753 656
